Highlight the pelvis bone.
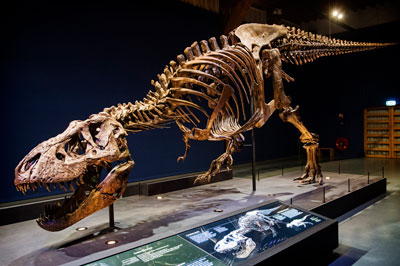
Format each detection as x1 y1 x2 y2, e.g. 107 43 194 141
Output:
15 114 134 231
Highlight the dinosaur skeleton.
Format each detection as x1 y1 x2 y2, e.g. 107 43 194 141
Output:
15 23 392 231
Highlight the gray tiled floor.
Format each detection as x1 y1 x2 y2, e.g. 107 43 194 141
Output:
328 158 400 266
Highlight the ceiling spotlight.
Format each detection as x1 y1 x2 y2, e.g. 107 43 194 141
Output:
76 227 88 231
156 196 163 199
338 13 343 19
214 209 223 212
332 10 338 17
106 240 118 245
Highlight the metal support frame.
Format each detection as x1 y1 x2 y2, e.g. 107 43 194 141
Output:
109 204 115 228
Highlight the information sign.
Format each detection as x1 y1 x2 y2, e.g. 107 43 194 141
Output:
86 201 325 266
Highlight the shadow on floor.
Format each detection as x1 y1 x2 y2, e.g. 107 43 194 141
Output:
329 244 368 266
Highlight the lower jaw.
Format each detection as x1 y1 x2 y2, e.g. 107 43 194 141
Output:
37 190 119 231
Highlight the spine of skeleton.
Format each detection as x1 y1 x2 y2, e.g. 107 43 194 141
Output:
101 62 181 132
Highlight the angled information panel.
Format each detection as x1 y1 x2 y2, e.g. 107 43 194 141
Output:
85 201 331 266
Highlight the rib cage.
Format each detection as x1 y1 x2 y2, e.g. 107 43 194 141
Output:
102 35 261 133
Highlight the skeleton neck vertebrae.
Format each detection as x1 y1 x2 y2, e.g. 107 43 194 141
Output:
15 23 393 231
101 67 175 133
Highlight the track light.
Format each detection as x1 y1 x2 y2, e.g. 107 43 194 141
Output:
332 10 344 19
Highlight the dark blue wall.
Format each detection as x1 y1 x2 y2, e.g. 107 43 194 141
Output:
2 1 226 203
2 0 399 203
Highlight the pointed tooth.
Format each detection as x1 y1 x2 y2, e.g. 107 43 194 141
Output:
74 179 80 187
44 183 51 192
32 183 37 191
52 183 57 189
38 182 42 188
79 176 84 184
67 181 75 192
60 183 67 192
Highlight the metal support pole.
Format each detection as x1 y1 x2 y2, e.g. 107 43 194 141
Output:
382 167 384 179
250 97 256 191
290 198 293 205
109 204 115 228
348 178 350 192
323 187 326 203
368 171 370 184
251 129 256 191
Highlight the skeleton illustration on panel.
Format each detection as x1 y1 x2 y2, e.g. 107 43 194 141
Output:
213 207 316 259
15 23 392 231
214 207 283 258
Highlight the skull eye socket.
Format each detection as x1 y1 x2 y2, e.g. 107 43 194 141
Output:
56 153 65 161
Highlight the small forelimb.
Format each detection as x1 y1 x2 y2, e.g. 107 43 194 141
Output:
177 134 191 163
176 120 193 162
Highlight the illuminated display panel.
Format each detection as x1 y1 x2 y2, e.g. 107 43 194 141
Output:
85 201 326 266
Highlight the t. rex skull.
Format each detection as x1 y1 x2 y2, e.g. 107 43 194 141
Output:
15 114 134 231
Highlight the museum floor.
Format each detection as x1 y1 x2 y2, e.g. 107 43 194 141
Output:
0 157 399 265
327 158 400 266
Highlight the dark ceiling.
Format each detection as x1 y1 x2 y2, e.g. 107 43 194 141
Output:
183 0 399 34
253 0 398 24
